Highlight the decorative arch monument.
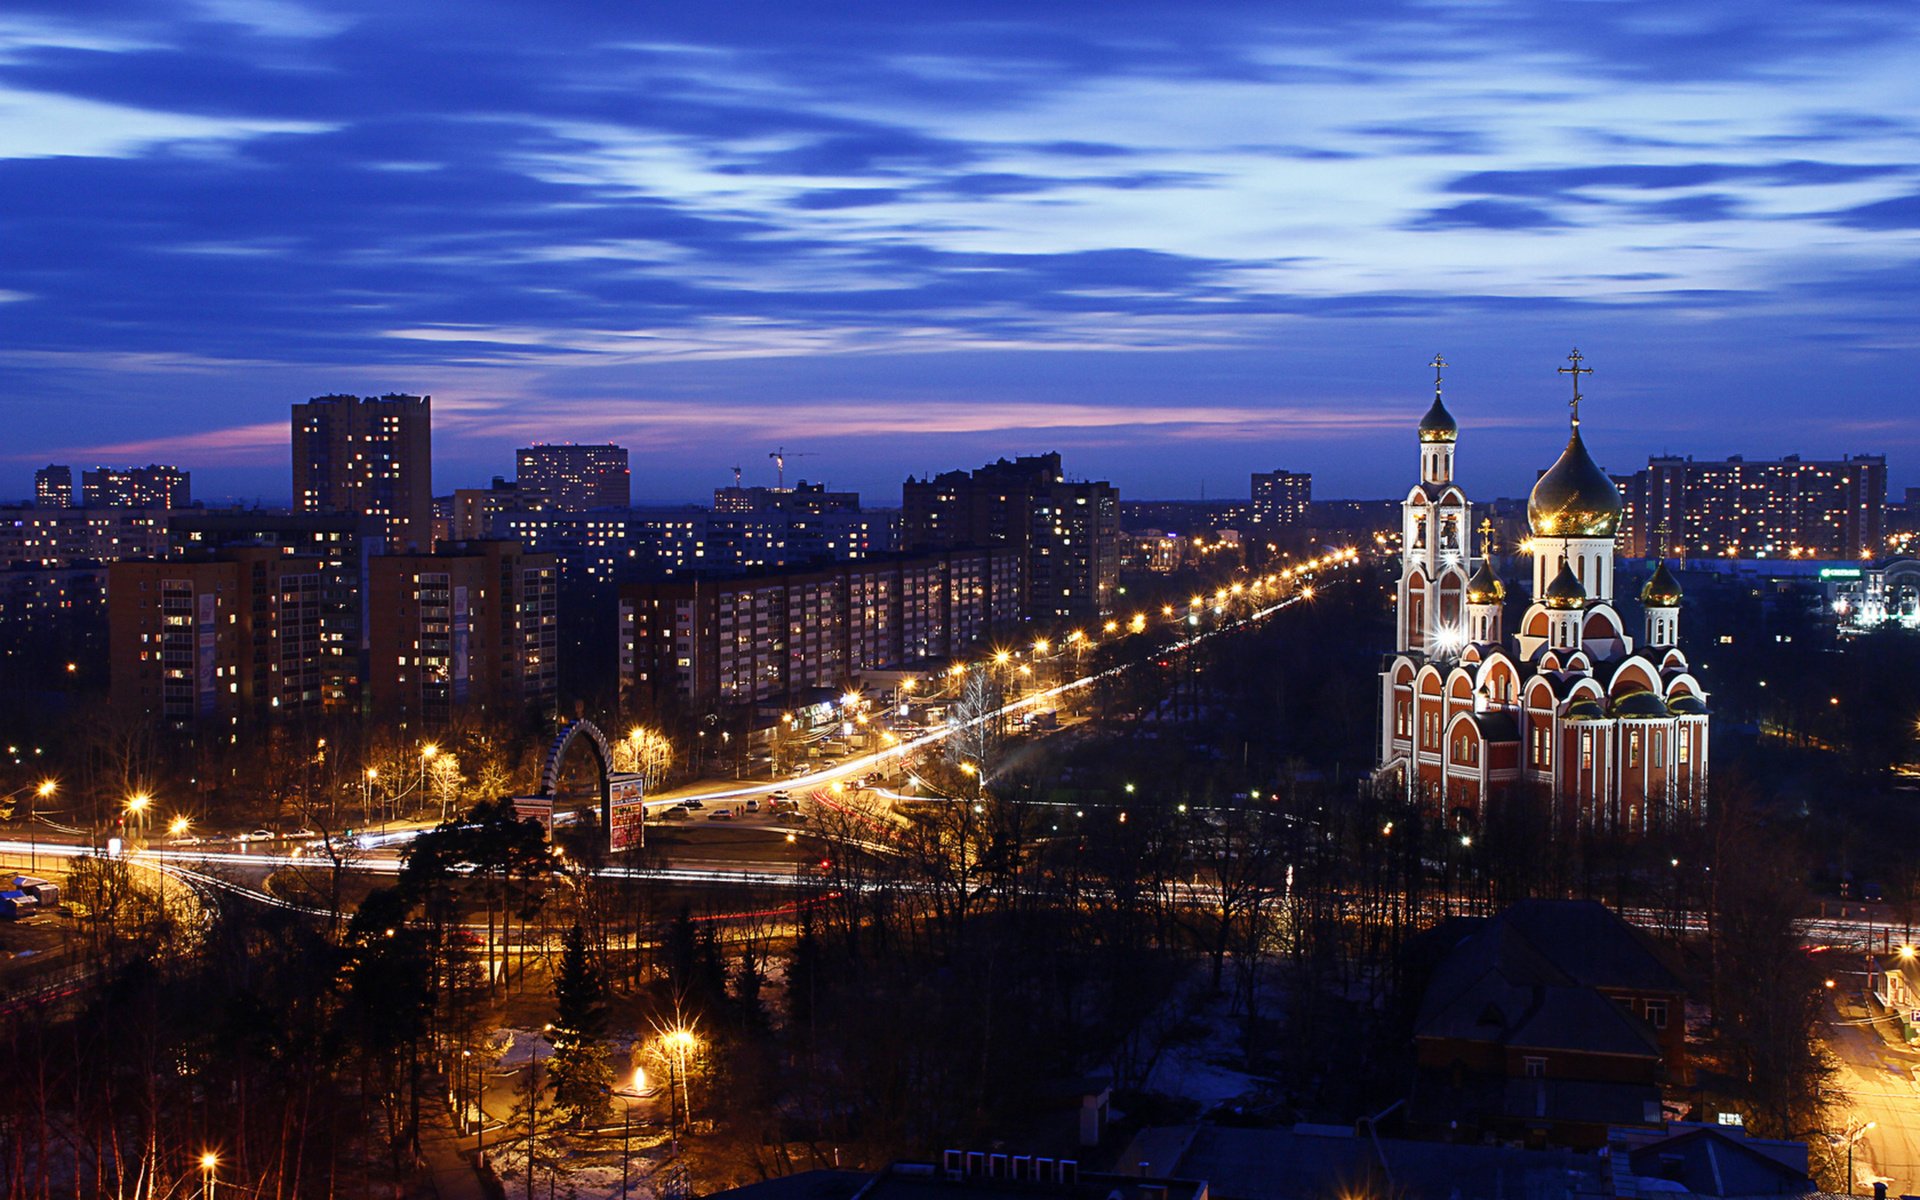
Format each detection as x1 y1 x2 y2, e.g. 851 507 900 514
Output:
511 718 646 850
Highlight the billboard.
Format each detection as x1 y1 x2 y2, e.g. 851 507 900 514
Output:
511 795 554 831
607 772 646 852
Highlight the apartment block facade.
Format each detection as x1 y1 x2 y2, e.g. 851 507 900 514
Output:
901 452 1120 619
516 443 631 511
1616 453 1886 560
109 547 325 724
365 540 558 724
619 547 1019 711
292 393 433 551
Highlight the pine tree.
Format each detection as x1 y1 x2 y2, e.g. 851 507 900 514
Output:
548 921 613 1126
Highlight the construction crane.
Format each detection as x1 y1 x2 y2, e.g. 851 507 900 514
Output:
768 447 816 489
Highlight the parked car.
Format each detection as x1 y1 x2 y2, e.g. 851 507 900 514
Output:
682 798 705 810
706 809 735 821
744 798 761 813
770 790 792 804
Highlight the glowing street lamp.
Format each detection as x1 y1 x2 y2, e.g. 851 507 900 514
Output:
168 815 191 838
200 1152 219 1200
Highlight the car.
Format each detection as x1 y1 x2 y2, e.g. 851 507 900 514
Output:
770 790 792 803
682 798 705 810
706 809 735 821
744 798 761 813
246 828 274 842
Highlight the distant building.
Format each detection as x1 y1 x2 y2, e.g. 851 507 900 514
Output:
619 547 1019 712
81 464 190 510
448 478 543 541
491 505 892 583
364 540 557 725
1616 453 1886 560
292 393 433 552
34 465 74 509
0 507 168 568
714 480 860 515
1249 469 1311 530
109 546 325 724
902 453 1121 619
516 443 630 511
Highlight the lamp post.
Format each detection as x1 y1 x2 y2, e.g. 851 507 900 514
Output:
200 1152 218 1200
24 779 54 871
125 792 152 846
364 767 378 829
1841 1120 1876 1195
420 743 439 822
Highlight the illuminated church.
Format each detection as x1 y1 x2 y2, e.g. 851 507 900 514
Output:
1376 353 1709 832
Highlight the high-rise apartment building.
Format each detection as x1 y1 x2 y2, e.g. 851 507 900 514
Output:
109 546 325 724
1616 453 1886 560
517 444 630 511
365 540 558 724
901 452 1121 619
292 393 433 551
34 465 74 509
1250 470 1311 530
82 464 191 510
619 547 1019 712
169 509 381 710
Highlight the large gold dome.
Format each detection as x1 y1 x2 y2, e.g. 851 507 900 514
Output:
1528 427 1623 538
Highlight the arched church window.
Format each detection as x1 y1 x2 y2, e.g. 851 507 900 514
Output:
1413 520 1427 549
1441 514 1458 550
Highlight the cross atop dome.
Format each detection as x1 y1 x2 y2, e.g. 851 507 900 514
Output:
1479 516 1496 558
1558 348 1592 428
1431 353 1447 400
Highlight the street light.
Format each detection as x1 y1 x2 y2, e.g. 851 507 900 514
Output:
200 1152 218 1200
1840 1120 1876 1195
168 815 191 839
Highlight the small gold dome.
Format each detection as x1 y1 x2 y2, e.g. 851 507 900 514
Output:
1466 559 1505 605
1418 395 1458 443
1528 427 1623 538
1640 560 1683 607
1542 558 1587 610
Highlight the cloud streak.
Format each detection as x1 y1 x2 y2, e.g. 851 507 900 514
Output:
0 0 1915 499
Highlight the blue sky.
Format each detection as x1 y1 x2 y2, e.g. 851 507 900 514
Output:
3 0 1917 504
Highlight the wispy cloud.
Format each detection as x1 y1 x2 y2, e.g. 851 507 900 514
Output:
0 0 1915 498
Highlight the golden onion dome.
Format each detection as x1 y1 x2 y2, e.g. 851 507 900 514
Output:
1418 395 1458 443
1612 690 1669 719
1640 559 1683 607
1528 427 1623 538
1542 558 1587 610
1466 559 1505 605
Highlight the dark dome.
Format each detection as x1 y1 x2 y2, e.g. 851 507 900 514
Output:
1542 558 1587 609
1667 694 1707 715
1565 698 1606 720
1466 559 1505 605
1529 427 1623 538
1418 395 1459 443
1612 690 1669 718
1640 559 1683 607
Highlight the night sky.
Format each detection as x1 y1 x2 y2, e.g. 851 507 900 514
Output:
3 1 1917 504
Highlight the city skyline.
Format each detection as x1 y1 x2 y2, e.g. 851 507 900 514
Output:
4 2 1919 501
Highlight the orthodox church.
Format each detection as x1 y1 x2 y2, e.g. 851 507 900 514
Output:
1376 353 1709 833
